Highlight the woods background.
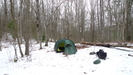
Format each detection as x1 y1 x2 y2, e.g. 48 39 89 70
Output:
0 0 133 55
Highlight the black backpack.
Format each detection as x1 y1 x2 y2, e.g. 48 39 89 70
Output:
96 49 107 60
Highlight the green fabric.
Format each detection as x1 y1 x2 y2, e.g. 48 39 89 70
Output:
89 52 96 55
59 42 64 47
93 59 101 64
54 39 77 55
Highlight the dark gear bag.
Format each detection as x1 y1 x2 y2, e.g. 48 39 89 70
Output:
96 49 107 60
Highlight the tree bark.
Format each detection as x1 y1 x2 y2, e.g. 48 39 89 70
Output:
36 0 42 49
124 0 132 42
0 39 2 51
108 0 112 41
4 0 8 40
10 0 24 57
25 38 29 55
90 0 95 42
24 0 31 55
81 42 133 48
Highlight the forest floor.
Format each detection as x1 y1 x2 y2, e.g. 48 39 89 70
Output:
0 42 133 75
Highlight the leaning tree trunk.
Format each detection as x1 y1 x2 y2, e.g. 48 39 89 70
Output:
10 0 24 57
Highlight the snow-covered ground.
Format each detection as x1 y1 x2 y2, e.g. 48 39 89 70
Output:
0 42 133 75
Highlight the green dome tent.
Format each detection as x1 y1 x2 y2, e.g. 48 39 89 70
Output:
54 39 77 55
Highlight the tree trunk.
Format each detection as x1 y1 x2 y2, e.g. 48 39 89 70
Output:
24 0 31 55
97 0 100 41
10 0 24 57
18 0 23 44
108 0 112 41
44 24 49 46
25 38 29 55
0 13 2 51
90 0 95 42
124 0 132 42
0 39 2 51
36 0 42 49
100 0 104 42
4 0 8 40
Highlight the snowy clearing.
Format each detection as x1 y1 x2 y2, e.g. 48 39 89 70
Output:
0 42 133 75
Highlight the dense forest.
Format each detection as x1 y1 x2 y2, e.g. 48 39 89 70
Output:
0 0 133 56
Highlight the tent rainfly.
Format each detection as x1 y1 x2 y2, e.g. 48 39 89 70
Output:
54 39 77 55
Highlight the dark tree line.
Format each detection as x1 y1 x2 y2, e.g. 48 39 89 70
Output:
0 0 133 56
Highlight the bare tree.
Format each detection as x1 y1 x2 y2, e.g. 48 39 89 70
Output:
42 0 66 46
10 0 24 57
100 0 105 42
80 0 86 41
18 0 23 44
4 0 8 40
107 0 112 41
1 0 133 51
0 2 3 51
124 0 133 42
35 0 42 49
23 0 31 55
90 0 96 42
43 0 50 46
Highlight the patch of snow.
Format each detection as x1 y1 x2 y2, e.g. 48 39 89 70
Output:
0 42 133 75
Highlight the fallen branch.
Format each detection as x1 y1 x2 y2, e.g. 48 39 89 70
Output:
81 42 111 47
81 42 133 48
81 42 133 52
128 54 133 57
113 47 133 52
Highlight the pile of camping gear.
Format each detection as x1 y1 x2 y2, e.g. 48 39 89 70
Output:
90 49 107 64
54 39 107 64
